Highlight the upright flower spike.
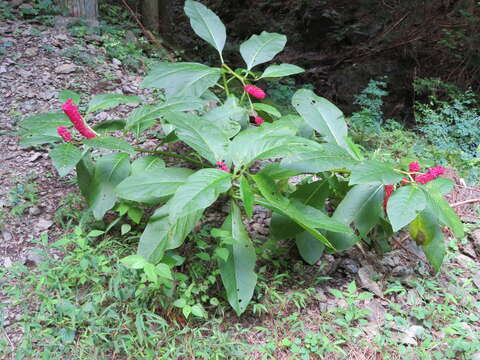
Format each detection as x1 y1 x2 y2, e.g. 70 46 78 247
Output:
244 85 266 99
62 99 97 139
57 126 72 142
409 161 420 179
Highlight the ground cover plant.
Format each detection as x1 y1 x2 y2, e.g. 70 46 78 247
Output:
19 0 464 317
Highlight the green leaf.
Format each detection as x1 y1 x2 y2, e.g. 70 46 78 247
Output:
349 160 404 185
164 111 229 164
292 89 353 155
296 231 325 265
141 62 221 98
425 177 454 196
204 95 245 137
184 0 226 61
87 94 141 113
239 175 254 219
169 168 232 221
281 143 358 173
424 190 464 238
214 248 229 262
125 97 204 132
173 298 186 308
387 185 426 232
156 263 173 280
127 207 143 224
332 183 383 238
58 89 81 105
50 144 83 177
259 64 305 79
19 134 60 147
83 136 135 154
92 119 126 133
121 254 147 269
89 152 131 220
291 180 330 210
270 214 302 240
217 202 257 315
131 156 165 175
76 153 94 202
20 112 70 131
258 162 300 180
191 304 206 318
409 211 445 273
116 167 194 204
138 201 202 264
252 103 281 118
143 263 157 283
240 31 287 70
121 223 131 235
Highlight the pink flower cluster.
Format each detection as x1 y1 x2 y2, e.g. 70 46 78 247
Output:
244 85 266 99
383 184 394 213
416 166 445 184
254 116 265 126
215 161 230 173
62 99 97 139
57 126 72 142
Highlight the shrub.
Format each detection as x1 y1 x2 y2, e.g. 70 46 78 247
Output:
19 1 463 316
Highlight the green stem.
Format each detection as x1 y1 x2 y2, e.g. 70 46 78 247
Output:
221 70 230 96
222 63 246 85
134 147 206 167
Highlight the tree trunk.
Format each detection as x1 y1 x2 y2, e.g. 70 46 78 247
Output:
57 0 98 20
142 0 160 32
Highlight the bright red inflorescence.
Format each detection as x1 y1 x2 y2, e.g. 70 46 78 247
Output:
416 166 445 184
409 161 420 174
62 98 97 139
254 116 265 126
57 126 72 142
383 184 394 213
215 161 230 173
244 85 266 99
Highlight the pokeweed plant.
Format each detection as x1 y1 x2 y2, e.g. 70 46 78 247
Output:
19 1 464 316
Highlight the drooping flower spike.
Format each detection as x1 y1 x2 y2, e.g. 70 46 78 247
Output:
383 184 394 213
416 166 445 184
62 99 97 139
215 161 230 173
244 85 266 99
57 126 72 142
254 116 265 126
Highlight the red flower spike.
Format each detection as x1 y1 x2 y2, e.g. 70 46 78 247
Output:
57 126 72 142
254 116 265 126
416 166 445 184
383 185 394 213
62 98 97 139
215 161 230 173
244 85 266 99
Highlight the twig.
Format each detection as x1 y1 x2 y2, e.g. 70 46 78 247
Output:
2 327 15 352
120 0 175 62
450 198 480 207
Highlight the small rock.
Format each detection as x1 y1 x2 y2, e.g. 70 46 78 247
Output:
28 206 42 216
56 33 69 41
3 257 13 268
55 63 76 74
0 66 7 73
472 352 480 360
19 3 33 10
251 223 268 235
35 218 53 232
24 48 38 57
316 288 327 302
400 325 425 346
2 231 13 242
472 229 480 255
340 258 360 273
461 242 476 258
10 0 25 7
364 299 386 326
358 265 383 297
391 265 413 278
454 254 476 267
112 58 121 66
29 152 43 162
473 271 480 290
24 248 46 266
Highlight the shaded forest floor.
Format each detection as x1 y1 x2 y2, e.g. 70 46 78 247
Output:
1 13 480 360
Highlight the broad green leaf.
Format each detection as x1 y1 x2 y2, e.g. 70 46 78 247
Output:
409 211 445 273
291 180 330 210
349 160 404 185
228 121 304 166
387 185 426 232
169 168 232 221
92 119 126 133
164 112 229 164
259 64 305 79
20 112 70 131
240 31 287 70
270 213 302 240
204 96 245 137
50 144 83 177
252 103 281 118
292 89 353 155
257 162 300 180
83 136 135 154
138 201 202 263
156 263 173 280
239 175 254 219
131 156 165 175
116 167 193 204
296 231 324 265
425 177 454 196
58 89 81 105
87 94 141 113
125 97 204 131
424 190 464 238
281 143 358 173
332 183 383 237
121 254 147 269
76 153 94 202
89 152 131 220
19 134 60 147
217 202 257 315
184 0 226 61
143 263 157 283
141 62 221 98
280 114 314 138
